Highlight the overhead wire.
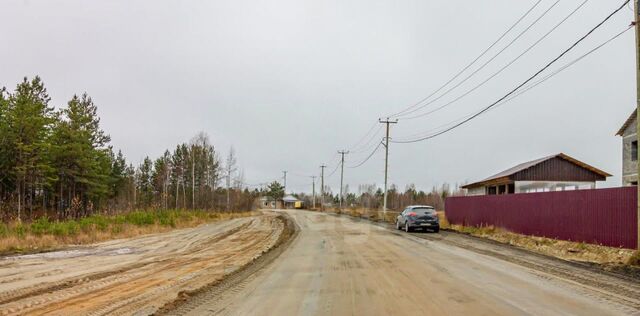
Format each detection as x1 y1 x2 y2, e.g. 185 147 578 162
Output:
387 0 545 119
392 25 633 142
348 141 384 169
391 0 630 144
491 25 633 110
327 163 341 178
391 0 560 119
398 0 589 121
350 126 384 154
348 120 380 151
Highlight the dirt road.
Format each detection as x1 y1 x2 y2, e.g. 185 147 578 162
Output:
0 213 285 315
169 210 640 316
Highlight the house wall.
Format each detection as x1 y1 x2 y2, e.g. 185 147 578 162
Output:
445 186 638 249
514 181 595 193
466 187 485 196
622 116 638 186
511 157 606 182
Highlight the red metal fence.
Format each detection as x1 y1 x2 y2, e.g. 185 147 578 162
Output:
445 187 638 249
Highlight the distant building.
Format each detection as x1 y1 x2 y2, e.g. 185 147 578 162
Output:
258 196 278 208
616 109 638 186
462 153 610 196
282 195 304 209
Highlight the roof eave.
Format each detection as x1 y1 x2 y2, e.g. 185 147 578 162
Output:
616 109 636 136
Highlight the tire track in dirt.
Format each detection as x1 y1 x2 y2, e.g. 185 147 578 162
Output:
0 221 253 309
157 212 299 315
0 213 285 316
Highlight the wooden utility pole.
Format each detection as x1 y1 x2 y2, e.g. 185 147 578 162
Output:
311 176 317 209
380 118 398 219
320 165 326 211
282 171 287 194
338 150 349 211
635 0 640 250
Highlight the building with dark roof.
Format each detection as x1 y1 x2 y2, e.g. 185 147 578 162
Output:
616 109 637 186
461 153 610 196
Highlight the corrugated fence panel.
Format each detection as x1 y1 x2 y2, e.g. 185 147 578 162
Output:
445 187 638 249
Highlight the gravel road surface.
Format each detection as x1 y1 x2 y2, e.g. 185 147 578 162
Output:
170 209 640 316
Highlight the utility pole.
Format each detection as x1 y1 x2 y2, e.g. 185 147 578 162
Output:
282 171 287 194
311 176 317 209
338 150 349 211
634 0 640 250
320 165 326 211
380 118 398 219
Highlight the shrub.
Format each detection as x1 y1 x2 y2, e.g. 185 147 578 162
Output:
30 217 52 236
0 223 8 237
14 224 25 238
125 211 156 226
78 216 110 232
51 221 79 236
629 250 640 267
158 214 176 228
111 223 124 234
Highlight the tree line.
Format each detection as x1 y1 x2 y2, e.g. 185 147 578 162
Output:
284 182 462 211
0 77 257 222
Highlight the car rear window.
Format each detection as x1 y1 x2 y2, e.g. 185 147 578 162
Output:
411 208 436 215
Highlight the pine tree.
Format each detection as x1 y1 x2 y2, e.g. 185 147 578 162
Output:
110 149 128 198
0 87 10 201
152 151 171 209
5 77 55 221
50 93 111 217
137 157 154 208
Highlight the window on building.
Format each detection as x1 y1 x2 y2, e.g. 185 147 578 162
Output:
633 141 638 161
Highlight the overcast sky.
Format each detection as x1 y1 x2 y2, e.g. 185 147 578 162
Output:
1 0 636 194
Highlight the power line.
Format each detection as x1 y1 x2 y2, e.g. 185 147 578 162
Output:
327 162 341 177
387 0 545 118
348 120 380 151
398 0 589 121
492 25 633 110
350 125 384 154
391 0 630 144
392 25 633 142
348 140 384 168
390 0 556 119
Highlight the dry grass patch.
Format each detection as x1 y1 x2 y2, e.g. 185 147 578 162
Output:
445 223 636 266
0 210 257 255
629 251 640 267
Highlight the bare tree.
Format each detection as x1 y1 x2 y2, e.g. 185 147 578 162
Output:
225 147 237 211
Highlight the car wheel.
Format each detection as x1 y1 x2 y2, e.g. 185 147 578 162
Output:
405 223 410 233
396 220 400 230
433 227 440 233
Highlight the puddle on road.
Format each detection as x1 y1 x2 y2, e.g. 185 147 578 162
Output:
4 247 136 260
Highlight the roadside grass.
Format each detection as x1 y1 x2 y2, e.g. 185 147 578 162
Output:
629 251 640 266
0 210 257 255
444 222 636 266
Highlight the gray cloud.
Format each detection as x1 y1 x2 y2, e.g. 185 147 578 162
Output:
1 0 635 193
